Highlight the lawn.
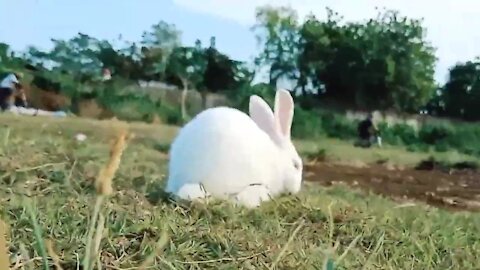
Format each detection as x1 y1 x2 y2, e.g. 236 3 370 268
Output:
0 114 479 269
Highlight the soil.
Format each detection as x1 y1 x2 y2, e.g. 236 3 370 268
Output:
304 161 480 211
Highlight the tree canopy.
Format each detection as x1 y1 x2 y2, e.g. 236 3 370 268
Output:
1 6 479 121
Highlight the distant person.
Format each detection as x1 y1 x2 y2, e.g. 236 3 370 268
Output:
101 68 111 81
356 113 380 147
0 72 27 110
0 72 66 117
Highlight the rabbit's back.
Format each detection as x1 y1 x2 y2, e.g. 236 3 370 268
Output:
166 107 280 197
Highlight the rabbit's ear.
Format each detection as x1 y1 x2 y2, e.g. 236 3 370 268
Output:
274 89 294 139
249 95 281 143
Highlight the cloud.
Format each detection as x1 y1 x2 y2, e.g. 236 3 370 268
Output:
174 0 480 82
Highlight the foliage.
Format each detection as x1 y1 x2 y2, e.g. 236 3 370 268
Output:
228 82 276 112
253 6 300 87
141 21 181 77
255 6 438 112
430 59 480 121
164 41 206 90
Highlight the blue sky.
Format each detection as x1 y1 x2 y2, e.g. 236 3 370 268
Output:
0 0 256 60
1 0 480 84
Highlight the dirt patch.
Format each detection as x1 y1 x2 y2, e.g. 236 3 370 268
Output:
305 162 480 211
75 98 115 120
24 85 71 111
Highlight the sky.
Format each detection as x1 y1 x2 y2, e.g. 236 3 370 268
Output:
1 0 480 84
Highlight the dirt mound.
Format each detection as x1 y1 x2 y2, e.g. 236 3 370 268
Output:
24 85 71 111
305 162 480 211
415 157 478 172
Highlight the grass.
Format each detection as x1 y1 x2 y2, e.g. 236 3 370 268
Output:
1 113 475 167
297 138 479 167
0 115 479 269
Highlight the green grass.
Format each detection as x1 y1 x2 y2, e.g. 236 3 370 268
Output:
0 115 479 269
297 138 479 167
1 113 475 167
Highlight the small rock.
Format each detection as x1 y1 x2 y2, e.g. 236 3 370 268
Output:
75 133 87 142
371 177 383 183
385 162 396 171
459 182 468 188
436 186 450 192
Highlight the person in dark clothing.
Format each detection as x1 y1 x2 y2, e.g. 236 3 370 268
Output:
356 113 379 147
0 72 27 111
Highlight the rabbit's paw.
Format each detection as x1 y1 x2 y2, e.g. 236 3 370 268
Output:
234 184 272 208
176 183 210 201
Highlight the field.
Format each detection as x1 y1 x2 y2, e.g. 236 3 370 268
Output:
0 114 480 269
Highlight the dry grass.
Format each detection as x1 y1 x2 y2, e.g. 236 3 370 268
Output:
0 116 479 269
0 219 9 270
83 130 130 270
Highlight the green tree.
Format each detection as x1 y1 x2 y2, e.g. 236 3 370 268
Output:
441 59 480 120
201 37 252 107
297 7 437 112
165 40 207 121
141 21 181 78
96 40 143 80
253 6 300 88
44 33 102 79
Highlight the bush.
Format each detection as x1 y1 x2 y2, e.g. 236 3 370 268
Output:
434 142 450 152
406 144 429 153
419 123 455 145
158 103 184 125
292 107 324 139
318 111 358 139
391 124 418 145
228 83 276 113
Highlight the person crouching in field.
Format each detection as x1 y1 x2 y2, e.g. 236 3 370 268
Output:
355 113 382 148
0 72 27 111
0 72 66 117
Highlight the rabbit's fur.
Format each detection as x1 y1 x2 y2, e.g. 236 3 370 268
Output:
165 89 303 208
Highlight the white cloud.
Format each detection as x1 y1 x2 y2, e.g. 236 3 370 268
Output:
174 0 480 82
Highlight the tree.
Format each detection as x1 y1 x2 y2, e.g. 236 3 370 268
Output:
96 40 143 80
0 43 10 65
1 43 30 72
141 21 181 78
441 59 480 120
201 36 250 107
203 37 237 92
297 7 437 112
297 9 351 99
253 6 300 88
165 40 207 121
45 33 103 78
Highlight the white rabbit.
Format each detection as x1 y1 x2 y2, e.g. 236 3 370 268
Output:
165 89 303 208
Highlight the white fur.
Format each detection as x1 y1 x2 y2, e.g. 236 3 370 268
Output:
165 89 303 208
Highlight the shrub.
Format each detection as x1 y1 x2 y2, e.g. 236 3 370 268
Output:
292 107 324 139
318 111 358 139
419 123 455 145
434 142 450 152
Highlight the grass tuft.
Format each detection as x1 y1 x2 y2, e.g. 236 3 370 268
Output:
24 199 49 270
46 239 63 270
84 129 130 270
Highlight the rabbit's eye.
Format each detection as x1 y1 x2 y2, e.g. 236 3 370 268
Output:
293 160 301 170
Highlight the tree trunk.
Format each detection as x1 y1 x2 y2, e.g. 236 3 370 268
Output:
180 78 188 122
200 90 208 109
